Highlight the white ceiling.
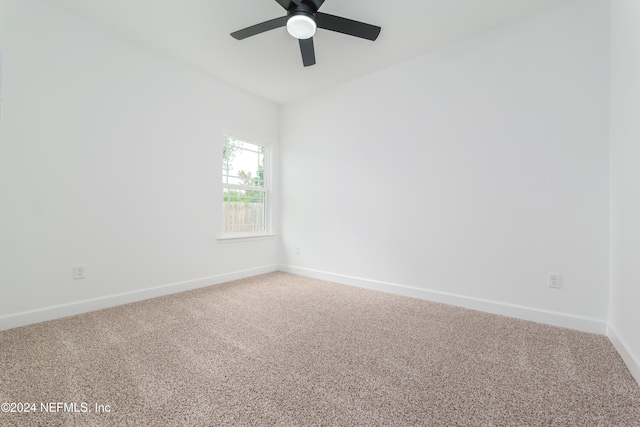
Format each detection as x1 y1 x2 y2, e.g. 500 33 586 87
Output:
42 0 571 105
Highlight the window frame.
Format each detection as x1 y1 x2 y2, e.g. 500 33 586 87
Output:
219 134 273 241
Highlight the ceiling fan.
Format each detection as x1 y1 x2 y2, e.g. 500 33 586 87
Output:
230 0 381 67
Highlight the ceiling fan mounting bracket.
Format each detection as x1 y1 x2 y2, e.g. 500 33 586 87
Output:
287 3 316 18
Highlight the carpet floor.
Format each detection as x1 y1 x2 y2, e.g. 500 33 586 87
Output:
0 272 639 426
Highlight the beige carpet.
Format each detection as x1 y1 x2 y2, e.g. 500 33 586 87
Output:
0 272 639 426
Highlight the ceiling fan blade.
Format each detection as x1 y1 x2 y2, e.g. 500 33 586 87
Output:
231 16 287 40
316 12 381 41
299 38 316 67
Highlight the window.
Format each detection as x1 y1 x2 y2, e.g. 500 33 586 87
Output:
222 136 269 236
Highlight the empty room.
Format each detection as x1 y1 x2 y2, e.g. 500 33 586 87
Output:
1 0 639 425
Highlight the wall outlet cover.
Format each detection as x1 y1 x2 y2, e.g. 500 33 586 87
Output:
548 273 561 289
74 265 86 280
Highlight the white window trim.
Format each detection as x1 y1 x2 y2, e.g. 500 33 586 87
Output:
217 233 277 243
220 133 273 239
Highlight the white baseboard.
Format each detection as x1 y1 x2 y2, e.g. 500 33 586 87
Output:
0 265 279 332
607 323 640 386
279 265 608 335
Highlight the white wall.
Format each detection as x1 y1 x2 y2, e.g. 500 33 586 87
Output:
0 0 279 328
609 0 640 384
280 0 610 331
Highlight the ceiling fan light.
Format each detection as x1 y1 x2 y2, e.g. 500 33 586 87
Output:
287 14 316 39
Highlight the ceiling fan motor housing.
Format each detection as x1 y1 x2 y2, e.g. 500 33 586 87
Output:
287 4 317 39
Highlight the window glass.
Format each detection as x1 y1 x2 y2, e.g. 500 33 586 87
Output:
222 136 268 235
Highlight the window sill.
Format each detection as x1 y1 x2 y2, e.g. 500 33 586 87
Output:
217 234 277 244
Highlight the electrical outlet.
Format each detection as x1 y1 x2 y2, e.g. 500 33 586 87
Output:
548 273 561 289
74 265 86 280
295 246 301 255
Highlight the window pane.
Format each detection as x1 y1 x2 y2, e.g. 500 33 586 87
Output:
222 136 267 235
223 138 264 188
222 191 266 233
